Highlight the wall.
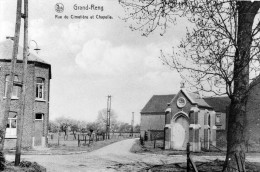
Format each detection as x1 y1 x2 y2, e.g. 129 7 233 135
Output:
246 79 260 152
140 113 165 140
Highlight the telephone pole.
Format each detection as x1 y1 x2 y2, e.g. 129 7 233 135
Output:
0 0 22 152
15 0 28 165
106 95 111 139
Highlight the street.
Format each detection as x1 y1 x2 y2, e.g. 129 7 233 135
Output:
5 139 260 172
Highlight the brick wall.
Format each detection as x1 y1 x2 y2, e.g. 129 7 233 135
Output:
140 113 165 140
246 80 260 151
0 60 50 148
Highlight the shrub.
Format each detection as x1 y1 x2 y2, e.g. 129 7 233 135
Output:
0 151 5 171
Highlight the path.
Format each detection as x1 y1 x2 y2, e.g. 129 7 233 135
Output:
5 139 260 172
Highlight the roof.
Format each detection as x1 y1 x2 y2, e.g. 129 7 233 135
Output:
188 92 212 108
179 89 212 108
203 96 230 113
141 94 176 113
0 40 49 65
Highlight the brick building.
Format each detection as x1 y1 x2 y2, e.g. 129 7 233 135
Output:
141 83 260 152
140 94 175 141
245 76 260 151
0 40 51 149
141 90 218 152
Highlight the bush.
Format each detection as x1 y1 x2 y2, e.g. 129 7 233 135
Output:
130 140 142 153
0 151 5 171
140 137 144 146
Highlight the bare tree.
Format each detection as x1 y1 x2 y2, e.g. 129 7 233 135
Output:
55 117 71 140
120 0 260 171
96 108 118 132
48 120 59 133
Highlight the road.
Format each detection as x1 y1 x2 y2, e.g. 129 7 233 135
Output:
5 139 260 172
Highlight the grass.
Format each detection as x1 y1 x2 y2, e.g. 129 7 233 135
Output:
144 159 260 172
46 137 126 154
131 139 260 171
130 139 165 154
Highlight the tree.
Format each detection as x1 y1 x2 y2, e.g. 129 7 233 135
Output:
117 122 132 132
55 117 72 140
70 119 79 140
120 0 260 171
78 120 88 133
48 120 59 133
134 124 140 132
96 108 118 132
86 122 99 133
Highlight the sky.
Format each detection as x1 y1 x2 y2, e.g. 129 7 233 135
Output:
0 0 188 125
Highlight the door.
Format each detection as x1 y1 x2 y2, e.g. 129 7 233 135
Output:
172 115 189 149
34 114 44 146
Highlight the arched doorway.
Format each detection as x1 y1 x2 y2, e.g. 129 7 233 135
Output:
171 113 189 150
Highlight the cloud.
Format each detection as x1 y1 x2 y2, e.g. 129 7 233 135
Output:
75 38 175 79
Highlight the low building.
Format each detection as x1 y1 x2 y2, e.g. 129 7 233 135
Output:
0 40 51 149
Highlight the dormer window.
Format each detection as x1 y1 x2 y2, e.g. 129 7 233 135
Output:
36 78 44 100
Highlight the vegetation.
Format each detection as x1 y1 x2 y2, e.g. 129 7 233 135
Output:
0 151 5 171
48 109 140 140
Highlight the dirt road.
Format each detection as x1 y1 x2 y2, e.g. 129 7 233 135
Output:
4 139 260 172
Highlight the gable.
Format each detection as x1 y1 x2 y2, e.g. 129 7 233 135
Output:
170 89 212 109
169 91 193 113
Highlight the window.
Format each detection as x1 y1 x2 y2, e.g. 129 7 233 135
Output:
4 75 19 98
208 115 211 126
5 112 17 138
35 113 43 120
36 78 44 99
216 114 221 125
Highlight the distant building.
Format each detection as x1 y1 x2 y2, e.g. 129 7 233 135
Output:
0 40 51 149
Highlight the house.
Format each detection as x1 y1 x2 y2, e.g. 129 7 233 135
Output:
0 40 51 149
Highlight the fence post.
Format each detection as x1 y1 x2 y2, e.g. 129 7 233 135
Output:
187 142 190 172
58 133 60 146
78 134 80 147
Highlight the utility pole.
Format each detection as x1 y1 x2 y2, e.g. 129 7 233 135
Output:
15 0 28 166
0 0 22 152
131 112 134 137
106 95 111 139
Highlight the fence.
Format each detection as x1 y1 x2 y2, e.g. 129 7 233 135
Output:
48 132 140 147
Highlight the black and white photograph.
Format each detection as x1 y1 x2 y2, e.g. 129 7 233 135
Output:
0 0 260 171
